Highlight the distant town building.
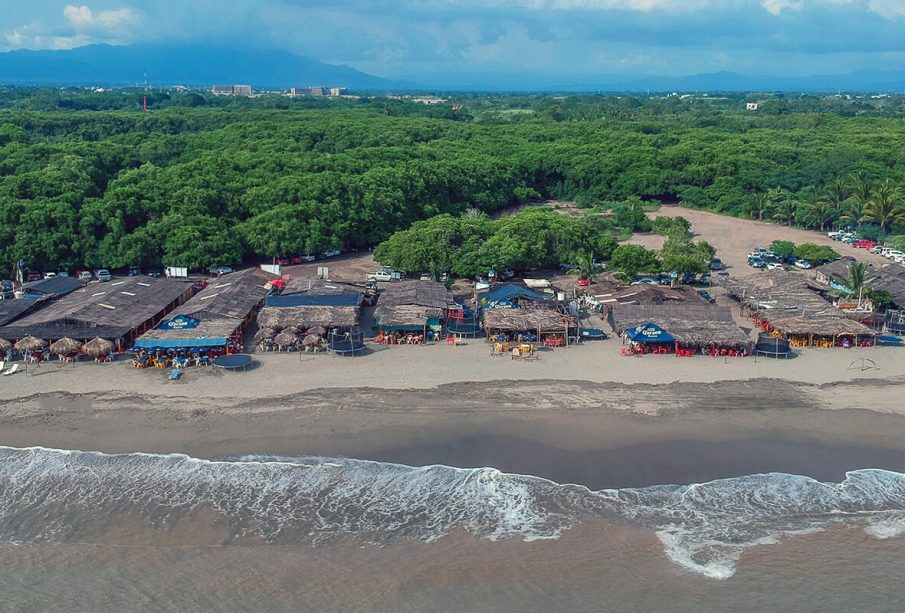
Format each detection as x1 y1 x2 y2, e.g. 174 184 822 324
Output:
290 87 347 97
212 85 253 96
746 103 759 111
412 96 447 105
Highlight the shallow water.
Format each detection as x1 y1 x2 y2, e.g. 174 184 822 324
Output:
1 446 905 611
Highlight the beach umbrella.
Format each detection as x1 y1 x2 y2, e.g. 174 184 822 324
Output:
0 339 12 352
14 336 47 353
273 331 297 347
308 325 327 337
49 337 83 356
302 334 321 346
283 325 301 335
82 337 114 357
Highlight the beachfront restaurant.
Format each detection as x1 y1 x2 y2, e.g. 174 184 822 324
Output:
134 268 276 360
719 269 877 348
611 303 751 357
0 275 193 356
482 304 577 351
256 278 364 354
374 280 456 345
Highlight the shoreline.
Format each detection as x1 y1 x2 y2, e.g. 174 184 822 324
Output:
4 377 905 488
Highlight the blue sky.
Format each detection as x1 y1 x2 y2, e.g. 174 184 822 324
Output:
4 1 905 79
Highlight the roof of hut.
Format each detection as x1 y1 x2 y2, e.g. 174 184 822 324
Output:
612 303 748 346
482 304 576 333
374 280 456 327
257 305 360 331
766 312 877 337
140 269 275 342
717 269 830 314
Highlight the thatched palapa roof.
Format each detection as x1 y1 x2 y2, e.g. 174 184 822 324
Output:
257 305 359 330
49 337 83 355
82 337 114 356
375 280 455 327
483 305 576 333
612 304 749 346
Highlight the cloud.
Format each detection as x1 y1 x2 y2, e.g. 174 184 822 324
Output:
64 5 142 31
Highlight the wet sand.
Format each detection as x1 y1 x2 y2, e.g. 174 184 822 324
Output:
4 378 905 486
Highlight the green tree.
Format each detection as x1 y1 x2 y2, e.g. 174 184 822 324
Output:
793 243 839 263
770 240 796 257
609 244 660 277
861 180 905 231
750 192 771 222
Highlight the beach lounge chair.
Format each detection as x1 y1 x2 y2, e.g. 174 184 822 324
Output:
0 361 4 373
3 364 19 376
169 368 182 381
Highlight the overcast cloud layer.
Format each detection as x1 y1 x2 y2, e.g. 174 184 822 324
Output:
4 0 905 80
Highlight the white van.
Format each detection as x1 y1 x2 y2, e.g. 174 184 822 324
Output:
885 250 904 260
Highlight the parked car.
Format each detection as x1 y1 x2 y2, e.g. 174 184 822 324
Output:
794 259 813 269
682 272 697 284
320 249 341 258
852 240 877 249
592 259 607 270
748 257 766 268
697 290 715 303
559 262 580 270
1 280 13 292
95 269 112 282
766 262 783 270
58 271 69 277
419 272 432 281
497 269 515 280
631 277 658 286
43 272 57 279
147 268 162 278
77 270 93 281
709 259 725 270
300 254 317 262
209 266 233 276
577 277 590 287
699 272 712 284
658 274 672 286
25 272 42 282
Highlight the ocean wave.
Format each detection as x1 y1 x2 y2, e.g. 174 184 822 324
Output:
0 446 903 579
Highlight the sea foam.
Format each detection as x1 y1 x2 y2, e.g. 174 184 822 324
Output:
1 446 903 579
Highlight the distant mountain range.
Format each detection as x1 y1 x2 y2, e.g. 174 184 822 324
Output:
1 44 903 93
0 44 397 90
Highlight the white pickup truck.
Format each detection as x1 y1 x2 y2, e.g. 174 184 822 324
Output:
367 269 403 282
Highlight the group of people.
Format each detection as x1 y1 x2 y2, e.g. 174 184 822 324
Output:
374 331 428 345
131 349 212 369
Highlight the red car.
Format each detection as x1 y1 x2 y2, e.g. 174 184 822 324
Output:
577 277 590 286
852 240 877 249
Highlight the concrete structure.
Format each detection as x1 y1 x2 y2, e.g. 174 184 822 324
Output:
212 85 253 96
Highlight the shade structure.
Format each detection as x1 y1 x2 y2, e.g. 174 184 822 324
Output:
0 338 12 352
307 325 327 337
626 322 674 343
302 334 321 346
273 331 297 347
82 337 115 356
14 336 47 353
133 337 226 350
49 337 83 356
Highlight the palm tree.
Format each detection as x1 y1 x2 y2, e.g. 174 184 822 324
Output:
824 178 850 214
844 172 873 227
804 199 835 231
770 190 798 227
847 261 868 307
860 180 905 231
751 192 771 221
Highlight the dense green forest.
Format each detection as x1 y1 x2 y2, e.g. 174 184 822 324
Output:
1 88 904 274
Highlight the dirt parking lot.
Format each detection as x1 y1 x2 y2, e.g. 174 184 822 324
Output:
630 205 894 276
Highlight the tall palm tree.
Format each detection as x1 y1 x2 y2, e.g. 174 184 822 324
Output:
824 178 850 213
770 190 798 226
751 192 771 221
847 261 868 307
844 172 873 227
861 180 905 231
805 199 835 231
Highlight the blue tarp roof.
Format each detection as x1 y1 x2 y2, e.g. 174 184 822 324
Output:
627 322 675 343
265 293 359 307
480 285 548 304
134 337 227 349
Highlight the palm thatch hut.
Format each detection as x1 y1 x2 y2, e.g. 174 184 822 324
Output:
14 336 46 353
273 331 298 349
49 337 83 356
611 304 750 347
82 337 114 357
302 334 321 347
482 305 576 339
0 338 12 353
